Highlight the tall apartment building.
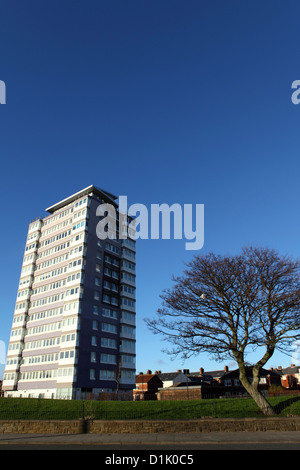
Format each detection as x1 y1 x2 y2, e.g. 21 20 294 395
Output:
2 185 136 399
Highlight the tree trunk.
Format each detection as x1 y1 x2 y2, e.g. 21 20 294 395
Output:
239 377 276 415
248 386 276 415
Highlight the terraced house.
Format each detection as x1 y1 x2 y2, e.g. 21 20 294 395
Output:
3 185 136 399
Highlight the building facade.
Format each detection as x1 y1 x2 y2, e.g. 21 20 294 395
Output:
133 371 163 400
2 185 136 399
276 365 300 389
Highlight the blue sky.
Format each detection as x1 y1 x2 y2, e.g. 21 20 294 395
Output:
1 0 300 378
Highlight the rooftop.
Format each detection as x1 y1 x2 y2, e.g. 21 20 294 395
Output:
136 374 162 384
46 185 118 214
158 368 228 381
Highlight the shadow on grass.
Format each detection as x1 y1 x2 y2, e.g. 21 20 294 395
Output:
273 396 300 415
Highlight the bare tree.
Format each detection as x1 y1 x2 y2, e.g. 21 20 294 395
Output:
115 355 122 400
146 247 300 415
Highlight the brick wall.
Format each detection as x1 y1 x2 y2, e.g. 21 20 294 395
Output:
1 417 300 434
89 417 300 433
0 420 83 434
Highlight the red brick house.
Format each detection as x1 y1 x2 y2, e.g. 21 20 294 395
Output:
133 371 163 400
275 365 300 389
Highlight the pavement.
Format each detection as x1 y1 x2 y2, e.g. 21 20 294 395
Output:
0 431 300 448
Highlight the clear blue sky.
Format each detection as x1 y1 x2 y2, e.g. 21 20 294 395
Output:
1 0 300 378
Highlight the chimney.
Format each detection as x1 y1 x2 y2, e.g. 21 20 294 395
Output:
183 369 190 374
139 372 143 375
291 364 295 368
147 369 152 374
199 368 204 374
224 365 229 372
277 366 282 370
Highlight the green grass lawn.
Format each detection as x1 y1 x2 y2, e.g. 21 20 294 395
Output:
0 396 300 420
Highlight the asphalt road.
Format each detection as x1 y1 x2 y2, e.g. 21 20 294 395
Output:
0 443 299 450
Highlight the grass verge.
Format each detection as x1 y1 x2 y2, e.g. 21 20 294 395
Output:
0 396 300 420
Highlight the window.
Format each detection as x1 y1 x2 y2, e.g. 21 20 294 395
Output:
123 248 135 260
59 350 74 360
102 323 117 334
122 260 135 271
91 336 97 346
100 354 116 364
90 369 96 380
101 337 117 349
121 311 135 322
121 285 135 295
121 354 135 365
106 243 119 254
61 333 75 343
102 308 118 320
92 320 98 330
121 325 135 335
100 370 115 380
105 255 111 264
72 221 85 231
121 298 134 308
68 259 82 269
91 352 96 363
120 339 135 351
67 272 81 283
121 370 135 379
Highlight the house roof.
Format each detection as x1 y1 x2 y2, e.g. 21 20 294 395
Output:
189 369 227 379
280 365 300 375
158 369 227 381
223 366 282 379
188 375 213 384
135 374 162 384
158 372 185 381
